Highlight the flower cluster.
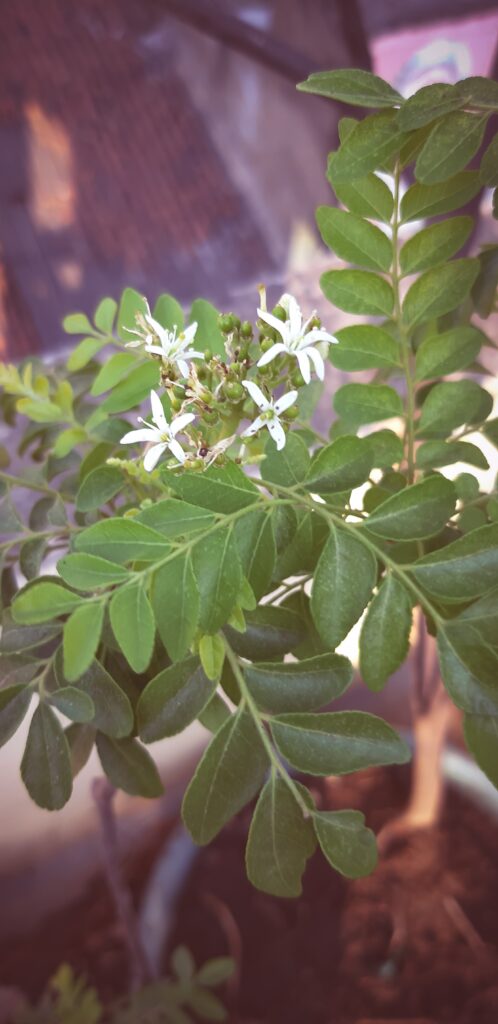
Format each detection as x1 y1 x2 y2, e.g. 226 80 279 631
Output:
120 291 337 472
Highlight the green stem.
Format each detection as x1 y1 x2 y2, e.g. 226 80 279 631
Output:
391 161 416 484
223 637 310 817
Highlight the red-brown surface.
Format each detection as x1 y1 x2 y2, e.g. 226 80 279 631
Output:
1 768 498 1023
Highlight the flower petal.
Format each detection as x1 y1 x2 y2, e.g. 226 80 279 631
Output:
274 389 299 416
241 380 269 410
168 438 187 464
296 350 311 385
150 390 168 432
176 358 190 378
305 328 337 345
305 346 325 381
267 418 286 450
257 343 288 368
257 308 287 341
171 412 196 436
242 415 264 437
182 322 198 345
143 442 167 472
287 295 302 339
144 344 165 356
145 313 169 343
120 427 160 445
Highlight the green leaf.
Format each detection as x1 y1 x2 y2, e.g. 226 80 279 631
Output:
164 462 259 513
400 172 481 222
21 703 72 810
193 528 242 634
271 710 410 775
306 436 373 494
316 206 392 272
100 361 159 414
331 170 394 222
153 293 184 331
12 581 82 624
63 602 104 682
417 380 493 436
273 510 314 578
196 957 235 987
136 498 215 538
261 432 310 487
91 352 138 396
96 734 163 797
16 398 63 423
330 325 400 371
138 656 215 741
48 686 95 723
94 296 117 334
471 247 498 318
198 692 232 733
0 616 60 654
416 440 489 471
365 429 403 469
75 518 168 563
402 259 479 326
400 217 473 275
225 606 305 660
457 588 498 644
57 553 130 591
20 537 46 580
116 287 148 341
234 509 276 600
67 336 107 371
75 465 124 512
53 426 87 459
480 131 498 187
463 714 498 788
412 524 498 601
110 581 155 673
415 112 488 184
190 298 225 357
366 475 456 540
66 723 95 777
314 809 377 878
199 634 225 682
457 76 498 111
311 525 377 649
73 659 133 737
328 110 406 182
186 989 226 1021
246 777 316 897
437 624 498 715
397 83 462 130
359 575 412 691
152 553 199 662
0 685 32 748
333 383 403 426
414 325 481 380
62 313 96 335
182 708 268 844
297 68 402 107
321 269 393 316
244 652 353 714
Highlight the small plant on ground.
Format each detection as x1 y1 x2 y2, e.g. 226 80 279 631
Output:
1 70 498 907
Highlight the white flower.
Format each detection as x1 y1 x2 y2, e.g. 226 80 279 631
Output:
125 299 203 378
257 292 337 384
120 390 195 472
241 380 297 451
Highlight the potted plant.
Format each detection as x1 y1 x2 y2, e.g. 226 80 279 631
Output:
1 68 498 1020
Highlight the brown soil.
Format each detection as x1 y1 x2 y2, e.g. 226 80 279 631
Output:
1 767 498 1024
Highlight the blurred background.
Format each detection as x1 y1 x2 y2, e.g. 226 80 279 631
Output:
1 0 498 359
1 2 498 1021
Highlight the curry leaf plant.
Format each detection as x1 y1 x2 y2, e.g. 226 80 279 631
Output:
1 70 498 899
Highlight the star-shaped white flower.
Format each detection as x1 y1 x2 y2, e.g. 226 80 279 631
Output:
125 300 203 378
257 292 337 384
241 380 298 451
120 390 195 471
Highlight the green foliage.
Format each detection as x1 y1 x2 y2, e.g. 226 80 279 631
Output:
1 66 498 902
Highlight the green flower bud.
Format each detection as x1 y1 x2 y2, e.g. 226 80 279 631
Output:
172 384 185 399
260 336 275 353
170 396 183 412
232 316 241 329
272 304 286 321
203 348 212 361
225 381 244 402
218 314 234 333
240 321 253 338
202 408 219 425
291 368 305 387
284 404 299 420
